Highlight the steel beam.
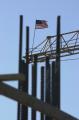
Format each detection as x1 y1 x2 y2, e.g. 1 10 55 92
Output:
51 61 55 105
45 57 51 120
40 66 44 120
55 16 61 109
0 73 25 81
45 57 50 103
18 15 23 120
20 61 28 120
31 55 37 120
21 26 29 120
0 82 78 120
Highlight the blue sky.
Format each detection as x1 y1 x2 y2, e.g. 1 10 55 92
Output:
0 0 79 119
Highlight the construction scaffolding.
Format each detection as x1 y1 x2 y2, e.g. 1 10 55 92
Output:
0 15 79 120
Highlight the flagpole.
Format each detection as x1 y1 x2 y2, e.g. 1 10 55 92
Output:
32 28 36 51
31 20 48 58
31 23 36 57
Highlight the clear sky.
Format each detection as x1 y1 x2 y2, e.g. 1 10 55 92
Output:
0 0 79 120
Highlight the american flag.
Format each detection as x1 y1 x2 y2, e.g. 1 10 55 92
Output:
35 20 48 29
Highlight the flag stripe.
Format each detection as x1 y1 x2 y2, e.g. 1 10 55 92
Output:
35 20 48 29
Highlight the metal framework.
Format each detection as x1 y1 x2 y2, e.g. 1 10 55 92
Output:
28 30 79 62
0 82 78 120
0 15 79 120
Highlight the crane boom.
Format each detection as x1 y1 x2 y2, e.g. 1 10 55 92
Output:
24 30 79 62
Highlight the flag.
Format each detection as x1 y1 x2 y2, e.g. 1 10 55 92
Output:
35 20 48 29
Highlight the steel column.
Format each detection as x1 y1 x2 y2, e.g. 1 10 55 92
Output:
18 15 23 120
45 57 51 120
45 57 50 103
40 66 45 120
51 61 55 105
21 26 29 120
31 55 37 120
55 16 61 109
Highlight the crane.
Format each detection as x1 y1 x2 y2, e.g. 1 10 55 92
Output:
27 30 79 62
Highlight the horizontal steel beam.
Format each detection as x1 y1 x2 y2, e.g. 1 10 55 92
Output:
24 44 79 63
0 82 78 120
0 73 25 81
46 29 79 39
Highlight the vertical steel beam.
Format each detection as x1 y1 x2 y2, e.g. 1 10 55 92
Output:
40 66 44 120
48 61 56 120
25 26 29 120
51 61 55 105
24 26 29 120
26 26 29 95
45 57 51 120
21 60 28 120
17 15 23 120
45 57 50 103
21 26 29 120
31 55 37 120
55 16 61 109
20 60 26 120
18 15 23 69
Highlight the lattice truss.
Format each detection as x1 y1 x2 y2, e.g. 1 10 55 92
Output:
29 30 79 62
